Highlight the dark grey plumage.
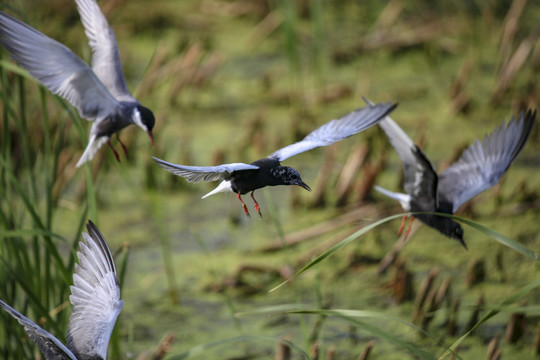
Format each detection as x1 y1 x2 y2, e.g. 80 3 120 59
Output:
371 97 536 246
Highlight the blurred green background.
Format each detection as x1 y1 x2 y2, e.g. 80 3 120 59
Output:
1 0 539 359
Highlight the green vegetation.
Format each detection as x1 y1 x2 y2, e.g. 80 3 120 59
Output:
1 0 539 359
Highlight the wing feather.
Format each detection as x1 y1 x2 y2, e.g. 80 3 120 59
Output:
268 101 397 161
75 0 134 101
438 110 536 213
367 97 439 208
0 11 119 120
67 220 123 360
0 300 77 360
153 156 259 183
364 97 421 194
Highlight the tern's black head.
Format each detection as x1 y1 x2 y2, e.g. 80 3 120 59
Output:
135 105 155 145
273 166 312 191
137 105 155 131
440 218 466 249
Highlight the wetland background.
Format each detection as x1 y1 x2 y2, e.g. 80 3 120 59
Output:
1 0 540 359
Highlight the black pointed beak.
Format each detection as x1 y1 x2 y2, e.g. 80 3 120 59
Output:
298 181 311 192
147 130 154 146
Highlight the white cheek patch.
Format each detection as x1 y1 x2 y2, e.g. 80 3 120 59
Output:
132 108 148 131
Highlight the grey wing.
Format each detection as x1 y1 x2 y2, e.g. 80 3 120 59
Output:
0 11 119 120
0 300 77 360
153 156 259 182
365 97 424 195
438 110 536 213
75 0 134 102
268 101 397 162
67 221 123 360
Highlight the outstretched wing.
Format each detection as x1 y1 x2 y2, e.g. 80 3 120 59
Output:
75 0 134 102
366 97 433 196
153 156 259 183
0 300 77 360
438 110 536 213
0 11 119 120
268 101 397 162
67 221 123 360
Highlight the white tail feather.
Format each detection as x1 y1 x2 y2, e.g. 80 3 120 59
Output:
76 136 109 168
202 180 233 199
373 185 411 211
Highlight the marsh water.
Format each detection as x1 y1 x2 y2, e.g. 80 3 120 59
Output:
1 0 540 359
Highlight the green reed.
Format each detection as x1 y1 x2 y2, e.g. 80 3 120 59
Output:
0 54 124 358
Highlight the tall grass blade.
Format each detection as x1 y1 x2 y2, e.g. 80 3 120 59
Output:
270 213 406 291
271 212 539 291
0 53 101 356
448 214 539 262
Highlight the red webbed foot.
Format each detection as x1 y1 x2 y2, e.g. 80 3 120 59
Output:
237 193 250 217
250 191 262 218
397 215 414 240
116 133 128 158
403 216 414 240
107 139 121 162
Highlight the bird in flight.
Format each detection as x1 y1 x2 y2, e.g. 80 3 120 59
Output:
369 97 536 248
154 101 397 217
0 0 155 168
0 221 123 359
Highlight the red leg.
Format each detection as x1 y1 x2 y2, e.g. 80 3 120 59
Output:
107 140 121 162
250 191 262 218
116 133 128 158
397 215 407 236
403 216 414 239
237 193 250 217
